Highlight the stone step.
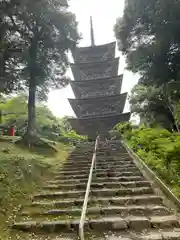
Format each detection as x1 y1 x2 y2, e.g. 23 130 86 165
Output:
21 205 170 219
55 167 139 176
11 232 77 240
43 181 151 191
54 171 143 180
69 151 93 155
62 160 134 166
97 152 129 156
68 154 92 158
61 165 135 172
31 195 163 209
99 148 127 152
62 162 134 169
68 163 135 168
47 176 145 185
86 228 180 240
33 187 154 200
66 157 132 163
68 152 129 158
65 160 133 165
62 161 134 168
12 215 180 233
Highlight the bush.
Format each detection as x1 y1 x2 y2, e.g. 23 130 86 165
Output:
114 122 132 133
112 122 132 139
123 127 180 198
62 130 87 143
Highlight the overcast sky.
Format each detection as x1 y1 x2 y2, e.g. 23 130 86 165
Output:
48 0 139 117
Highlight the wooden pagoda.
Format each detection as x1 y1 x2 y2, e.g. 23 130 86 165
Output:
68 17 130 139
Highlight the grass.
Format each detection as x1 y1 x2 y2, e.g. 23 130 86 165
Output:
0 136 72 240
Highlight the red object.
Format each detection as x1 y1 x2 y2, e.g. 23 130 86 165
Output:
9 127 15 136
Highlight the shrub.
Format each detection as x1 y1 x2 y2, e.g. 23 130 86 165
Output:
112 122 132 139
114 122 132 133
123 127 180 198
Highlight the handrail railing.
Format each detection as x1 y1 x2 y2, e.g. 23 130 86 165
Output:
79 136 99 240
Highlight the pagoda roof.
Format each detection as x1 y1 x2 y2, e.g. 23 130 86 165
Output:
71 58 119 81
70 75 123 99
68 93 127 118
77 41 116 51
70 74 123 84
72 42 116 63
68 112 131 138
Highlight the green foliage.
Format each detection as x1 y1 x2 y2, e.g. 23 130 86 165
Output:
0 1 24 94
114 0 180 86
110 122 133 140
174 102 180 124
124 127 180 198
61 130 88 144
0 95 59 137
0 95 86 144
59 116 73 133
1 0 80 93
113 122 132 134
1 0 80 140
129 83 180 131
114 0 180 131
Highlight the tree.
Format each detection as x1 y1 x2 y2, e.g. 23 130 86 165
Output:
0 0 24 93
129 84 180 131
0 94 62 137
59 116 73 133
4 0 80 143
0 94 28 134
114 0 180 87
114 0 180 130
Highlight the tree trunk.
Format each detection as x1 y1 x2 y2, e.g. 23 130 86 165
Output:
27 78 36 137
23 37 38 144
21 78 38 146
167 104 180 132
164 84 180 132
20 76 37 146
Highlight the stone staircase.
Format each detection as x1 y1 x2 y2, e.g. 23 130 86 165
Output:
12 141 180 239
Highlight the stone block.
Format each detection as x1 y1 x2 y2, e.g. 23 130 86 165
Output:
151 216 180 229
127 217 151 231
139 232 162 240
89 219 109 230
161 230 180 239
112 220 128 230
103 217 128 230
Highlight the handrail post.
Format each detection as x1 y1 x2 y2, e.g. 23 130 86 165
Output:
79 136 99 240
94 137 98 174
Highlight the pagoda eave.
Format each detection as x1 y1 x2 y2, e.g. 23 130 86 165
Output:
75 41 116 51
68 112 131 137
71 58 119 81
70 75 123 99
71 57 119 67
68 93 128 118
72 42 116 63
70 74 123 84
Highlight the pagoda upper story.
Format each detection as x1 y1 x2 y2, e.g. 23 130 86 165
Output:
71 75 123 99
68 17 130 138
71 57 119 81
72 42 116 63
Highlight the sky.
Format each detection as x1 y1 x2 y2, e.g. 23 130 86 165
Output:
48 0 139 118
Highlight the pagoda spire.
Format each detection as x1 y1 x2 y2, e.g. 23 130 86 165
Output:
90 16 95 46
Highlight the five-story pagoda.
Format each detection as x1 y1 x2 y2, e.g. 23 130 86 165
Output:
68 17 130 139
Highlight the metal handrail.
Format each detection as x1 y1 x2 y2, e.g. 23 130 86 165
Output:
79 136 99 240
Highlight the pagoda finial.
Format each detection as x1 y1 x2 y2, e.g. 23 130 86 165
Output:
90 16 95 46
